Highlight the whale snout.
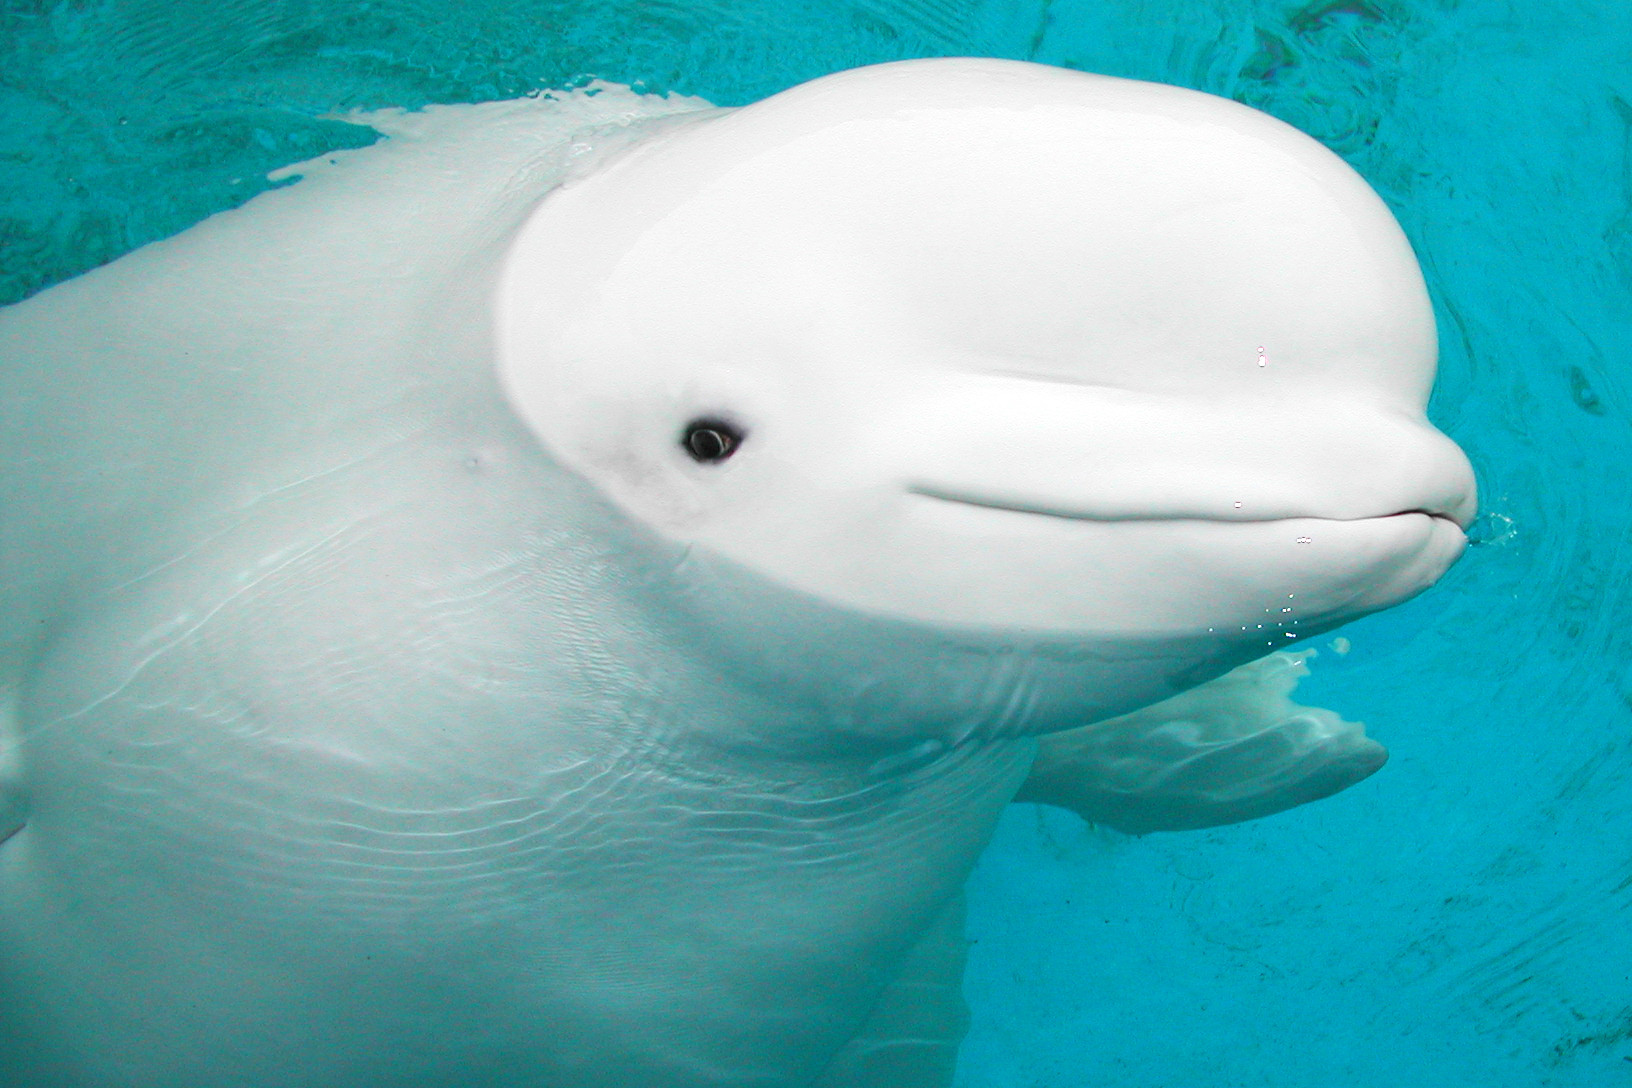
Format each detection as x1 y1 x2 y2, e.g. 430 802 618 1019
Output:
893 379 1477 531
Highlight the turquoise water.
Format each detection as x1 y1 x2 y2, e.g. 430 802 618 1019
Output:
3 1 1629 1085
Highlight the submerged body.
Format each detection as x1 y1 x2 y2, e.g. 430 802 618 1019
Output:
0 61 1473 1087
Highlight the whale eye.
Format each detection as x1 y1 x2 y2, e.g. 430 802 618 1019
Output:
681 418 744 464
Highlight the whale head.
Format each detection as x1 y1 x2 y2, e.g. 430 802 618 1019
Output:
497 59 1475 737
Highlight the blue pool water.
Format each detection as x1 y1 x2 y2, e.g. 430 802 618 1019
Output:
3 2 1629 1085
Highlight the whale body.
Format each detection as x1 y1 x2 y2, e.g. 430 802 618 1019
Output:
0 59 1474 1088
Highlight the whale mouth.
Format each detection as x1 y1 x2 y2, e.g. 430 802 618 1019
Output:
907 485 1473 533
885 489 1470 636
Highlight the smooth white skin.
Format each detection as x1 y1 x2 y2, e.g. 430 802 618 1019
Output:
0 60 1474 1088
499 59 1475 641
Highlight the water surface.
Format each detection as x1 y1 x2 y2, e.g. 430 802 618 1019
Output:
3 2 1629 1085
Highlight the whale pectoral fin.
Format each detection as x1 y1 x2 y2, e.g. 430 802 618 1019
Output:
1015 650 1387 835
811 891 969 1088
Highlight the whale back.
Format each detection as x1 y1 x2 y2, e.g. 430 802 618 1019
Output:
0 89 710 683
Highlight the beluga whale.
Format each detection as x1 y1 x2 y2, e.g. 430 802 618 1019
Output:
0 58 1474 1088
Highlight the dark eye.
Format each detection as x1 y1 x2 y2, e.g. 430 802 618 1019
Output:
680 418 745 464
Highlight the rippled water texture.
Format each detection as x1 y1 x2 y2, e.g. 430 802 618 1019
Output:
3 1 1630 1085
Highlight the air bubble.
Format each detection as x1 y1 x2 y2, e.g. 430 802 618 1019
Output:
1466 512 1517 547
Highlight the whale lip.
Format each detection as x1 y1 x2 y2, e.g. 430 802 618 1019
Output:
907 485 1475 533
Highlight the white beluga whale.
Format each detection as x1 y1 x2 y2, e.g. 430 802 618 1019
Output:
0 58 1473 1088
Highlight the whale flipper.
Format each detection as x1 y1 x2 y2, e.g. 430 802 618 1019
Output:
1016 651 1387 834
811 892 969 1088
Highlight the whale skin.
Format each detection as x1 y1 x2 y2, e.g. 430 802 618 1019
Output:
0 59 1474 1088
